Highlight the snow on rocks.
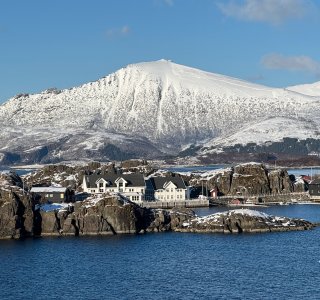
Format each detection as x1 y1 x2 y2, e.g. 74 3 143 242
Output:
178 209 314 233
82 195 105 208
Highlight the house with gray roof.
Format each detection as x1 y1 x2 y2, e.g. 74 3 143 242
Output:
30 186 72 203
82 173 146 203
149 176 189 201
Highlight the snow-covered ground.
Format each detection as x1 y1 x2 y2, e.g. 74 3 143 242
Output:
183 209 299 228
287 81 320 97
201 116 320 153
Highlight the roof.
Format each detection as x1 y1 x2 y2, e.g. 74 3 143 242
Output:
150 176 186 190
84 173 145 188
31 187 67 193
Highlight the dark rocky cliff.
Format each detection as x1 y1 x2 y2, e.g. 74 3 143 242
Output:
205 163 295 196
0 172 34 239
176 209 314 233
0 171 193 239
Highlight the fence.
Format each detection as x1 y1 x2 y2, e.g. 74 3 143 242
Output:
140 199 209 209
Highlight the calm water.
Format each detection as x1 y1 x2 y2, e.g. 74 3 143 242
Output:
0 205 320 300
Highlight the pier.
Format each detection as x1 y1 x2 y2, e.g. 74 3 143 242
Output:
140 199 209 209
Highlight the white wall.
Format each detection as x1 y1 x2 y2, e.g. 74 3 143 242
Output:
154 182 186 201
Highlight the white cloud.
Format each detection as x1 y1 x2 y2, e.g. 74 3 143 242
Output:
261 53 320 75
217 0 315 25
106 25 131 38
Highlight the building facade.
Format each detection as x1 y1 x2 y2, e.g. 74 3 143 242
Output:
149 176 189 201
30 187 71 203
82 173 146 203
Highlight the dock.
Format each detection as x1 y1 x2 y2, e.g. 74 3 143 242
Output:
140 199 209 209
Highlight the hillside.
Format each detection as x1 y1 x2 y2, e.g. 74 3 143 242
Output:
287 81 320 97
0 59 320 165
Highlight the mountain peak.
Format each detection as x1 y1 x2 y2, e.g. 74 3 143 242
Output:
1 60 320 165
121 59 275 97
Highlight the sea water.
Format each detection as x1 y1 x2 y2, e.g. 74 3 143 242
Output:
0 205 319 300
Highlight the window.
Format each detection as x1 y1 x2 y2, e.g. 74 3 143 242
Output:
141 189 144 193
99 188 103 193
99 182 103 188
171 195 173 199
60 193 64 199
50 194 53 198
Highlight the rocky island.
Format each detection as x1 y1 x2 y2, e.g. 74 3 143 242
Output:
0 168 315 239
177 209 314 233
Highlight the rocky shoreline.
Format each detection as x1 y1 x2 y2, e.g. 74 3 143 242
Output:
0 191 316 239
0 167 317 239
176 209 314 234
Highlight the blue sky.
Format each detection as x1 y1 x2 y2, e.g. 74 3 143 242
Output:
1 0 320 103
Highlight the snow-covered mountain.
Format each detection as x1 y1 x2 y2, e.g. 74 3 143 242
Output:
0 59 320 164
287 81 320 97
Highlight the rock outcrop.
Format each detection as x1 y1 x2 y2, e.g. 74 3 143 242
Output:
268 169 293 194
204 163 295 196
35 197 146 236
177 209 314 233
33 196 194 237
230 163 271 195
0 170 315 239
0 172 34 239
146 208 195 232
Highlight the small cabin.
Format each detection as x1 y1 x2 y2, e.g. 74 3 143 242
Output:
30 187 72 203
308 179 320 202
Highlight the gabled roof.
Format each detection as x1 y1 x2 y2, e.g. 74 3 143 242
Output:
163 181 177 189
150 176 186 190
31 187 67 193
84 173 145 188
115 177 128 184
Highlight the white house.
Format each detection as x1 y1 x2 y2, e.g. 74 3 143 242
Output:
149 176 189 201
82 173 146 203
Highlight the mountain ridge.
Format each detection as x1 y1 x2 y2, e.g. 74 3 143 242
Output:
1 59 320 165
